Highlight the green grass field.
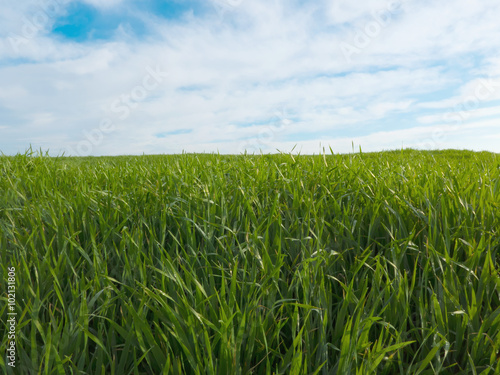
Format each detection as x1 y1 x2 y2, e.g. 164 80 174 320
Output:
1 149 499 374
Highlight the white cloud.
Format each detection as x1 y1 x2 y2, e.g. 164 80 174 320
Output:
1 0 500 155
80 0 125 9
53 47 117 74
417 105 500 125
326 0 399 25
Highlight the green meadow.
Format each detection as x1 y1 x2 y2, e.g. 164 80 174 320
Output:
1 149 499 374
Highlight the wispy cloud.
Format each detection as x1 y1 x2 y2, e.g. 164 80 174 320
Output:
1 0 499 155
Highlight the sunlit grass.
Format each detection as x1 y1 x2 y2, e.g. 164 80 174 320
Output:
1 148 499 374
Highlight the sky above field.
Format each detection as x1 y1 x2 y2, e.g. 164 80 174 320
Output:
1 0 500 155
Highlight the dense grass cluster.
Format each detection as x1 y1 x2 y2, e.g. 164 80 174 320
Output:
1 149 499 374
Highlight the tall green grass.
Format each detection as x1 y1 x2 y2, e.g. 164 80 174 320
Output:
1 149 499 374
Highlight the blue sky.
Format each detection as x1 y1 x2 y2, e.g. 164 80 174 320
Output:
1 0 500 155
